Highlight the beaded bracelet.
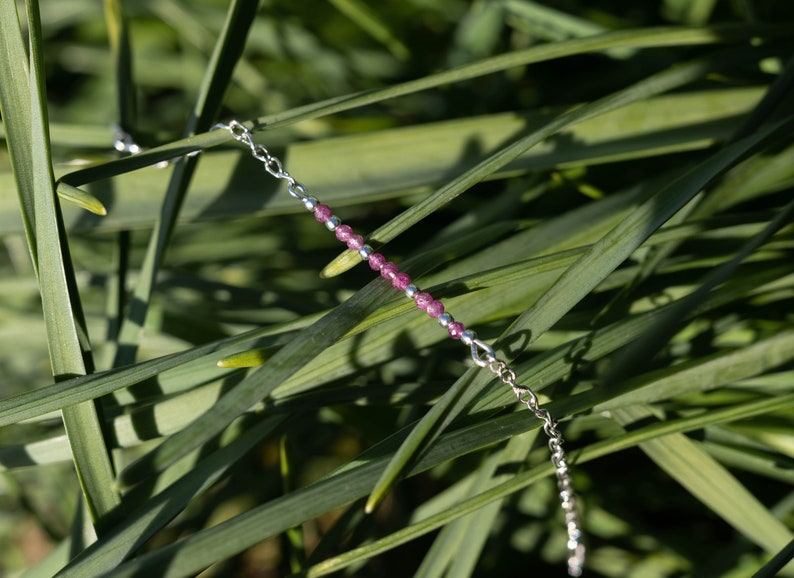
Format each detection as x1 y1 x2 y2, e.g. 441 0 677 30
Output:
216 120 585 576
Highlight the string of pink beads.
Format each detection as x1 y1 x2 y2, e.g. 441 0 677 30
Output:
308 201 468 341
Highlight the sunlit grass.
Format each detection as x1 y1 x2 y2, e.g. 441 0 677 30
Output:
1 1 793 577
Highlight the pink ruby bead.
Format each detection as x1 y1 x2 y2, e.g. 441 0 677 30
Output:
392 272 411 291
448 322 466 339
426 300 445 318
335 224 353 242
347 235 365 251
414 292 433 310
368 253 386 271
380 262 399 280
314 204 332 222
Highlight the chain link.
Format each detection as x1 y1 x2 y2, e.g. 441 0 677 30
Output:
215 120 585 576
485 355 585 576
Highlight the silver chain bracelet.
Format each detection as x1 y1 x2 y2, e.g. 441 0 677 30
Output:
216 120 586 576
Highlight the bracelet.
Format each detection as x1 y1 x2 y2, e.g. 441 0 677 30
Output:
216 119 585 576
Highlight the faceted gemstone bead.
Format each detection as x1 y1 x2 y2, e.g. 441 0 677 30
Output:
426 300 445 318
313 204 332 222
380 262 399 280
392 272 411 291
335 224 353 242
368 253 386 271
347 234 365 251
414 292 433 310
448 322 466 339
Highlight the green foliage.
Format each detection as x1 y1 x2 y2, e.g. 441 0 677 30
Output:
1 1 793 577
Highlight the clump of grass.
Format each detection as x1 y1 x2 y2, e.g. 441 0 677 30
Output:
1 1 793 577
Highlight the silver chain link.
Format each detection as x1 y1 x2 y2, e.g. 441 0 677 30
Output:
216 120 585 576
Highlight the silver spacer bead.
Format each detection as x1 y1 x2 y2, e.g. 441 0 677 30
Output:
359 245 373 260
405 284 418 298
325 217 341 231
437 313 453 328
303 197 318 211
460 330 476 345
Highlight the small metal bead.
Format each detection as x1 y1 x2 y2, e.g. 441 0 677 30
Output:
405 284 418 298
303 197 318 210
325 217 340 231
460 330 476 345
359 245 373 260
437 313 453 328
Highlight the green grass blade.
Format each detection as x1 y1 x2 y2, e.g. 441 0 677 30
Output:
612 406 793 564
34 86 764 238
752 539 794 578
57 182 107 215
103 0 136 133
53 24 789 188
607 197 794 382
594 331 794 412
101 390 794 578
56 415 285 576
363 55 768 512
70 412 544 578
0 434 70 470
502 117 792 349
328 0 409 61
112 0 260 366
415 433 536 578
504 0 610 41
248 23 790 131
323 49 758 277
117 282 393 486
29 0 121 529
306 392 794 577
0 0 35 263
0 339 232 427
